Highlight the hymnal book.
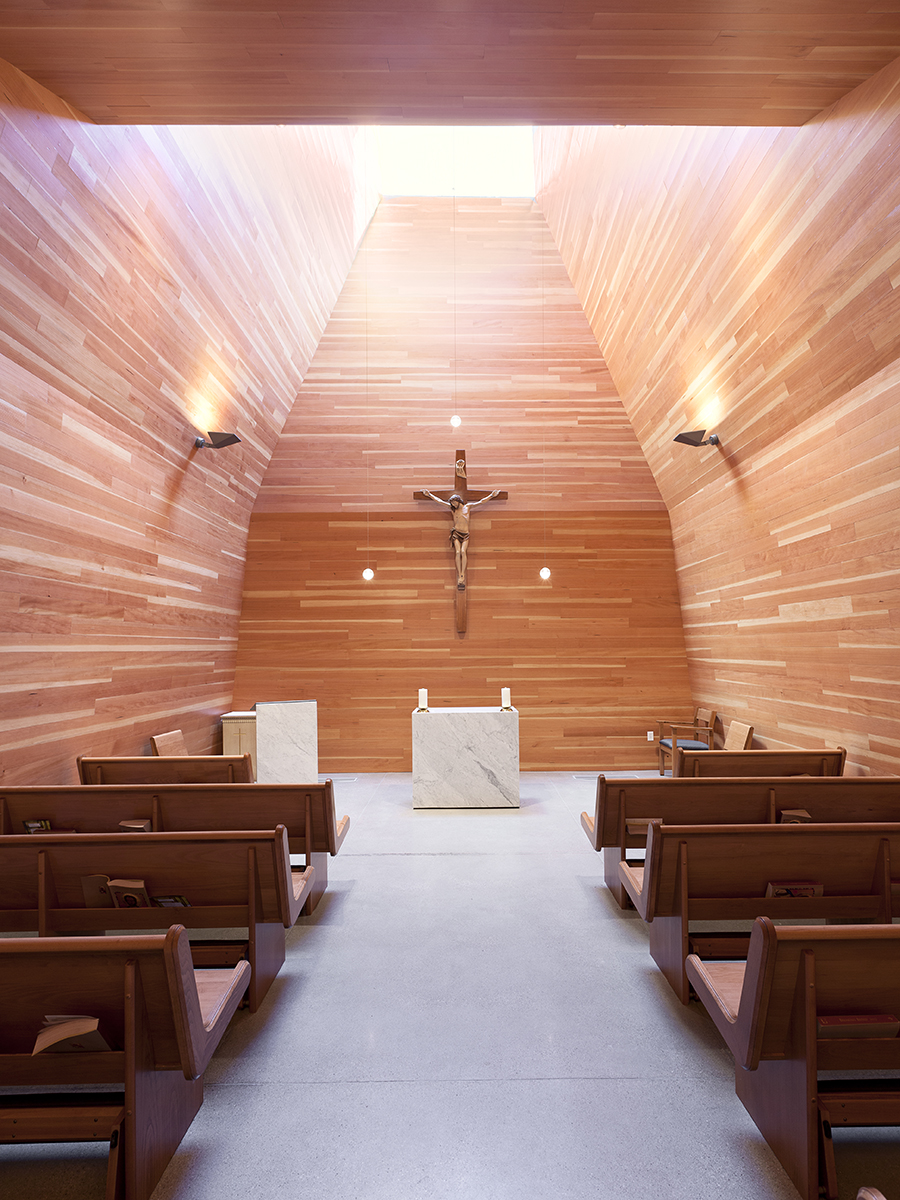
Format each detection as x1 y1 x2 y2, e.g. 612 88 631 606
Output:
779 809 812 824
81 874 115 908
119 818 152 832
32 1015 112 1055
765 881 824 898
152 895 191 908
817 1014 900 1039
23 819 51 834
109 878 151 908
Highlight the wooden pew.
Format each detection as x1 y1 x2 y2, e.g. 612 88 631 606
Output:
77 754 254 784
0 828 313 1012
674 746 846 777
0 780 348 914
0 925 248 1200
580 774 900 908
618 821 899 1004
686 918 900 1200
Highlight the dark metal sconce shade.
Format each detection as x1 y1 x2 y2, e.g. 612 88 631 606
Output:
673 429 719 447
194 431 241 449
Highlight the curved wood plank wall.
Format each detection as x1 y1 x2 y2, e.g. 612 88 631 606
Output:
538 58 900 775
234 198 693 771
0 57 374 783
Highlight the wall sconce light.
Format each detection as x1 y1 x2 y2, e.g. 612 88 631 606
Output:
673 429 719 447
194 431 241 449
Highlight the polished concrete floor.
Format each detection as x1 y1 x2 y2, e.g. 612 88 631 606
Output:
4 772 898 1199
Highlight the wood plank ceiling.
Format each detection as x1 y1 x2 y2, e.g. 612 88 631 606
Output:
2 1 899 127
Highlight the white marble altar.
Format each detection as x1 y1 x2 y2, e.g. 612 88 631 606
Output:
254 700 318 783
412 706 519 808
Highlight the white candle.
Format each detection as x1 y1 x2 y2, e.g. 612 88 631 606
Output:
501 687 511 708
418 688 428 709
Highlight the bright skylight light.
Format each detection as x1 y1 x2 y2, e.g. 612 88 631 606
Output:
375 126 535 197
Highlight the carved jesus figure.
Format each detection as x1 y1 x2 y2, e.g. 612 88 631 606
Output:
420 489 501 589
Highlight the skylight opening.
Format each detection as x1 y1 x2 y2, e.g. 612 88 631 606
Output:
375 126 535 197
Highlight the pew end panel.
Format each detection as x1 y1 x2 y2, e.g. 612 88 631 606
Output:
0 927 248 1200
687 920 900 1200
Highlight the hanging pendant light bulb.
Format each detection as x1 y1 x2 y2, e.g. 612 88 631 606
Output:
539 567 551 581
450 414 461 428
362 567 374 581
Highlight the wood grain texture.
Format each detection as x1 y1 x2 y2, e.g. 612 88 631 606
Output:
0 57 375 784
2 2 899 127
235 197 693 771
538 57 900 776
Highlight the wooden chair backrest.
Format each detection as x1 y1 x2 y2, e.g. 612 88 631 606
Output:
674 746 846 778
730 918 900 1071
77 755 254 784
0 826 297 933
0 781 346 857
722 719 753 750
694 707 715 729
0 924 242 1081
641 821 899 924
589 774 900 853
150 730 188 756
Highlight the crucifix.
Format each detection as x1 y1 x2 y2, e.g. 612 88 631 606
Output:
414 450 508 633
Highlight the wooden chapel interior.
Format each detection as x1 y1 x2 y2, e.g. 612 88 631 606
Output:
1 3 898 784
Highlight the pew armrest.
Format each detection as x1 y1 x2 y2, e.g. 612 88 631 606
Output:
617 862 646 918
291 865 315 911
580 810 597 847
334 814 350 854
685 955 745 1051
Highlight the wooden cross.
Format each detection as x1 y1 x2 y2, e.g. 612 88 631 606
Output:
414 450 508 633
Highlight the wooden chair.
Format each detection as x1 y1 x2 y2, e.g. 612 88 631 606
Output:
579 773 900 908
618 820 899 1003
674 744 845 778
1 780 349 915
0 925 248 1200
150 729 188 755
657 707 717 774
686 918 900 1200
0 827 314 1011
78 754 254 784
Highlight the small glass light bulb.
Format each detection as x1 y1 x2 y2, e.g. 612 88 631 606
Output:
362 567 374 581
539 566 551 581
450 414 462 428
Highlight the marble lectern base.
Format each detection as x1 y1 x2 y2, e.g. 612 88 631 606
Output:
412 706 519 808
254 699 318 783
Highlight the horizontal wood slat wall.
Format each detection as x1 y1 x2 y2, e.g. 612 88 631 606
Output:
0 57 373 784
3 3 900 126
538 58 900 776
235 198 693 770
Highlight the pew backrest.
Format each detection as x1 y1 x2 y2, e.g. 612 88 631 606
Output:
583 773 900 854
77 755 254 784
0 826 303 933
0 781 347 857
633 821 900 924
673 747 846 778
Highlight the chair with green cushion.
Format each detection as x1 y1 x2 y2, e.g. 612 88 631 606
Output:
657 707 716 775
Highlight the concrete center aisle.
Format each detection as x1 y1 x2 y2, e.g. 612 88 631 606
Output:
5 774 895 1199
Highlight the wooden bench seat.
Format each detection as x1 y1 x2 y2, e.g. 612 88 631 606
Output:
0 780 348 914
686 918 900 1200
618 820 900 1004
580 774 900 908
0 925 248 1200
77 754 254 784
0 828 313 1012
674 746 846 777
